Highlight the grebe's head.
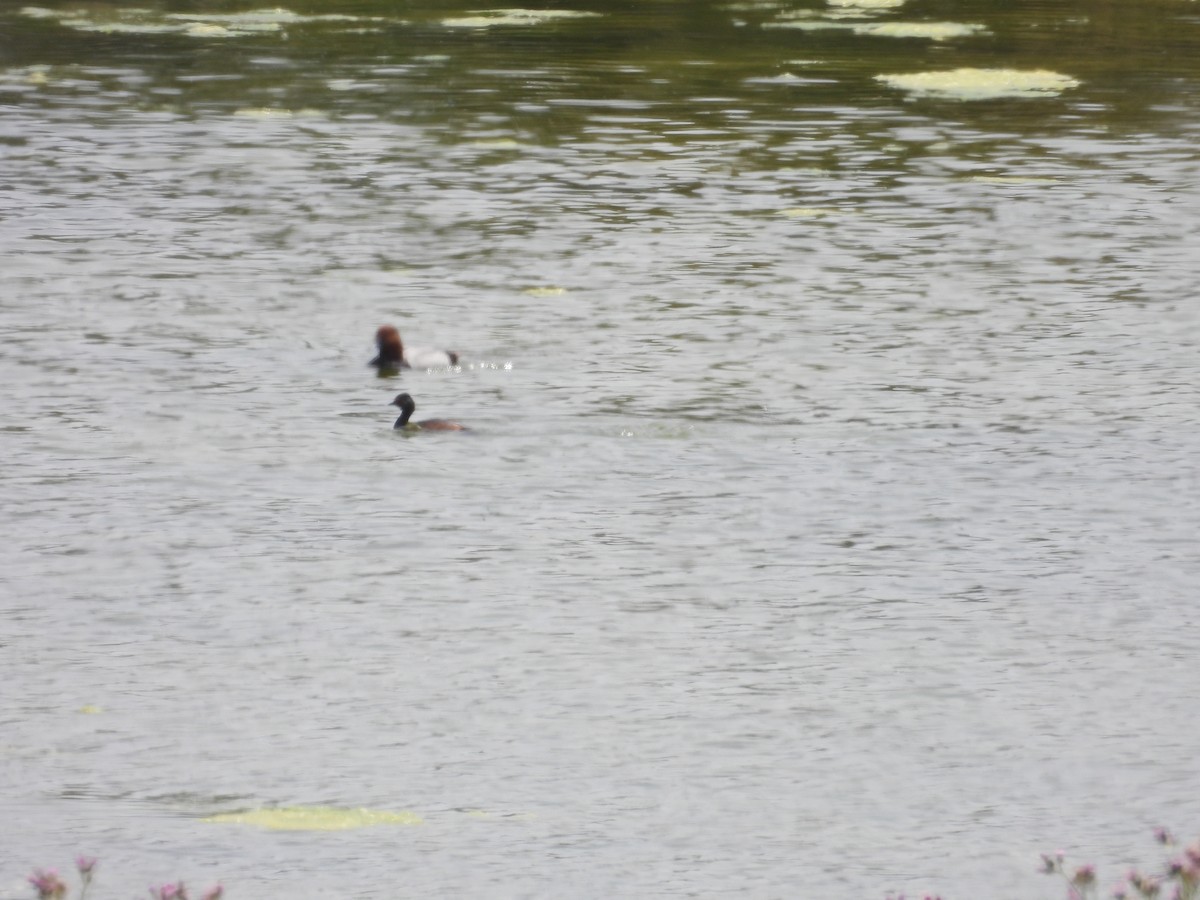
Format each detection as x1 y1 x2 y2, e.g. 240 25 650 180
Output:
390 393 415 412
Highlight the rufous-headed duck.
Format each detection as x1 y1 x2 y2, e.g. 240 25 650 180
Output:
370 325 459 372
390 393 468 432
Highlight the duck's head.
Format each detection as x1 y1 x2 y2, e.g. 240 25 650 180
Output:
371 325 406 368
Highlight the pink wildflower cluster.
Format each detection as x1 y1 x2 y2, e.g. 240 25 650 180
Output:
149 883 223 900
28 857 95 900
25 858 222 900
28 869 67 900
1041 829 1200 900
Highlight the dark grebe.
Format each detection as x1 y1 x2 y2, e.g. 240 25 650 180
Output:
390 393 468 432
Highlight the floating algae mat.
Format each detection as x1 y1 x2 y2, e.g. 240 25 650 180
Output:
827 0 906 8
18 6 383 36
441 9 601 28
765 17 984 41
860 22 985 41
204 806 422 830
876 67 1080 100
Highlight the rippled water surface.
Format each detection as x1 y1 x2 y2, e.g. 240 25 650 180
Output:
3 0 1200 896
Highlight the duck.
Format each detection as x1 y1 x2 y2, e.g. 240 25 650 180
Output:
390 393 468 432
370 325 459 372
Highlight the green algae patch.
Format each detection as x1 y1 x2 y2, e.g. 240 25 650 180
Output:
231 107 324 119
969 175 1061 185
780 206 838 218
204 806 422 830
763 18 851 32
441 9 601 28
19 6 383 37
233 107 295 118
876 67 1080 100
827 0 905 8
471 138 524 149
165 10 370 26
861 22 985 40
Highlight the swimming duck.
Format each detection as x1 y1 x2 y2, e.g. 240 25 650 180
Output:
390 393 467 432
370 325 459 372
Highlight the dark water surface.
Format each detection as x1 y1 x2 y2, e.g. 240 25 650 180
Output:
3 0 1200 897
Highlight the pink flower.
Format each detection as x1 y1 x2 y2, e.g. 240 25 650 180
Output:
76 855 98 877
1126 869 1162 898
1179 858 1200 884
1073 864 1097 886
28 869 67 899
1154 828 1174 846
150 883 188 900
201 886 224 900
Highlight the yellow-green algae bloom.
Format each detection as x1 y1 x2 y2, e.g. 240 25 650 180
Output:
969 175 1061 185
779 206 838 218
19 6 381 36
204 805 422 830
441 9 601 28
859 22 985 40
164 10 371 25
763 19 851 31
827 0 905 9
876 67 1080 99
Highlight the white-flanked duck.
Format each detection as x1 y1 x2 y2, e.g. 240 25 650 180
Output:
370 325 459 372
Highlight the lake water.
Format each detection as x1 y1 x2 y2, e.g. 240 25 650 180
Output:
2 0 1199 897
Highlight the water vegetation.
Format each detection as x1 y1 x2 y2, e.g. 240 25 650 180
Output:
202 804 423 830
25 830 1198 898
860 22 986 41
764 15 986 42
440 8 603 28
1038 829 1200 900
875 67 1081 100
27 857 222 900
18 6 384 37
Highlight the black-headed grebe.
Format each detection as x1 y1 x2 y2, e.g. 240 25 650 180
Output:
370 325 459 372
390 393 467 432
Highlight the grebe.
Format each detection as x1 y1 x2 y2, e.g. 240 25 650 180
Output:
390 393 468 432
